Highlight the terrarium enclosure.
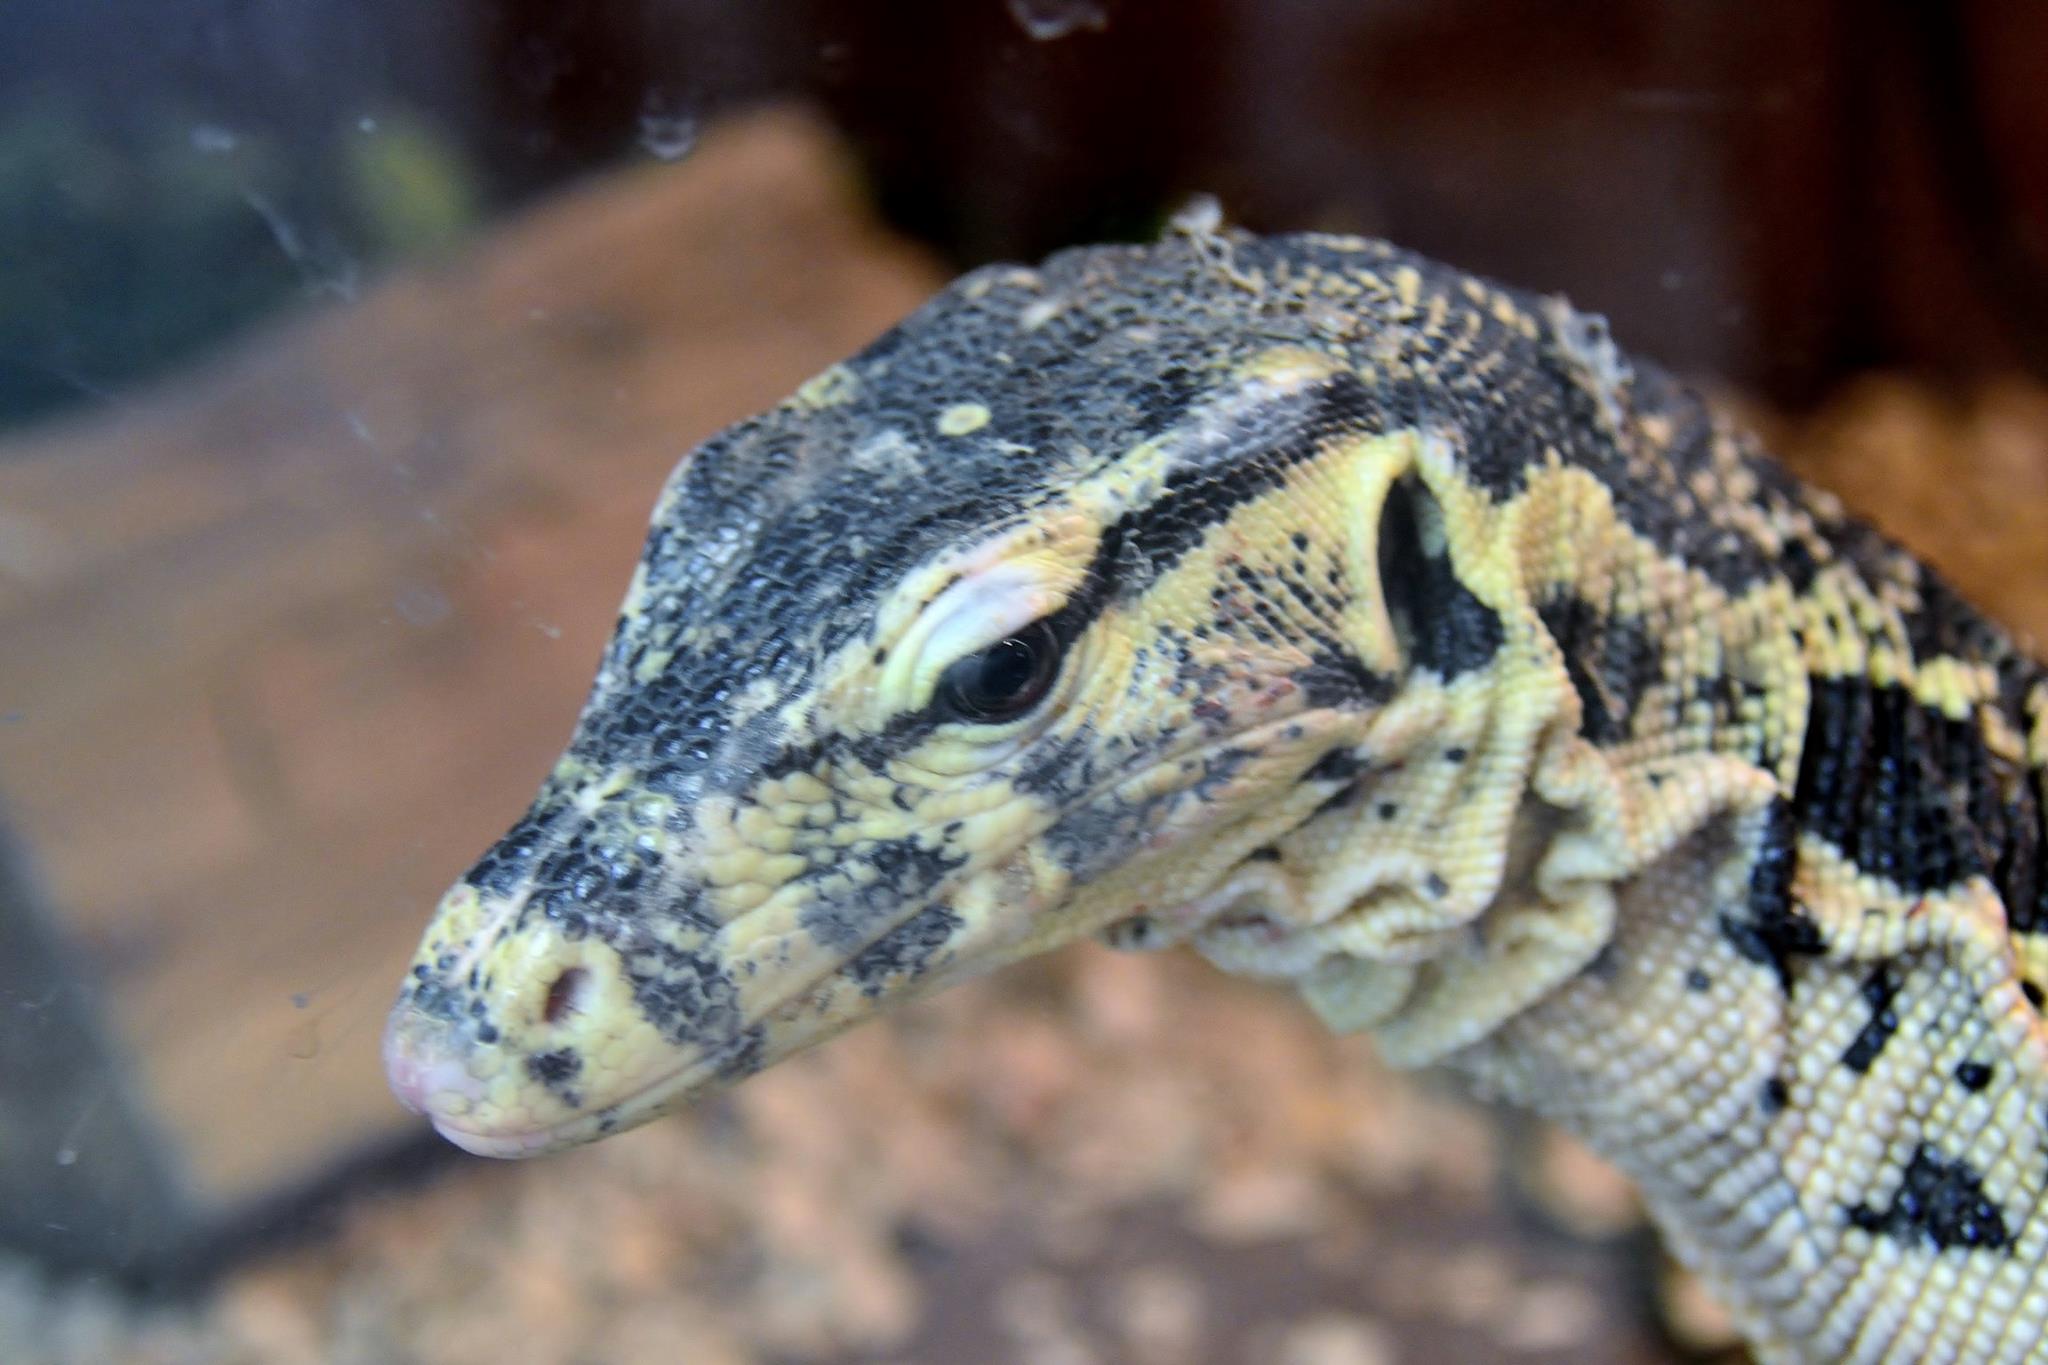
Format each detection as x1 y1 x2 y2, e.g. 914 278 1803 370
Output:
2 4 2045 1363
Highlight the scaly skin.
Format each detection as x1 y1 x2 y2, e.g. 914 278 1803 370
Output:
384 230 2048 1361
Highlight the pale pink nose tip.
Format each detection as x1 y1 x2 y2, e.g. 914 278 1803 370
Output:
383 1005 476 1117
383 1007 433 1114
384 1031 431 1115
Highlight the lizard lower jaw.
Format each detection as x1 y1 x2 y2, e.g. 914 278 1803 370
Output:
395 1027 722 1159
427 1116 574 1159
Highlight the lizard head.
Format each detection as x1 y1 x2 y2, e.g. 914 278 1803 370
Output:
384 232 1539 1156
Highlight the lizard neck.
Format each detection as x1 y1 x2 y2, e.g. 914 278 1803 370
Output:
1372 433 2048 1357
1120 294 2048 1361
1190 425 1804 1070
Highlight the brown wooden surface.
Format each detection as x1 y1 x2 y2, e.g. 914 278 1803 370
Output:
0 105 940 1256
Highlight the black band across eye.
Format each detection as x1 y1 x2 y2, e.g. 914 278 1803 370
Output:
937 620 1062 723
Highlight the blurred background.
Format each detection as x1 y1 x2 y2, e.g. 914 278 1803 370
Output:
2 2 2045 1362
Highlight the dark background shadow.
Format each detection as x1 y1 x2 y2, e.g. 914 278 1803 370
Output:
3 0 2045 432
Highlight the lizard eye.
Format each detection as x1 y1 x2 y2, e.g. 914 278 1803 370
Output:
937 620 1062 723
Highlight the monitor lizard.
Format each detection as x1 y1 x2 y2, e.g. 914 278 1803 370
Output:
384 228 2048 1362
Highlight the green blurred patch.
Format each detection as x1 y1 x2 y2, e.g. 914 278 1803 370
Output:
345 112 477 258
0 95 478 434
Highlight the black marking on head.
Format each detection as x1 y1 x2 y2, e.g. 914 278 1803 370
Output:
1536 596 1660 744
1760 1076 1789 1115
798 839 965 951
1042 799 1145 882
1685 967 1712 992
1956 1060 1992 1092
526 1048 583 1102
756 710 933 790
1112 371 1376 576
595 655 736 793
526 824 659 936
1010 721 1112 799
1718 800 1823 994
1845 1144 2012 1252
1841 964 1901 1073
1040 757 1215 884
2027 980 2046 1012
621 934 748 1053
406 974 464 1024
846 902 964 997
466 811 552 897
1376 476 1505 680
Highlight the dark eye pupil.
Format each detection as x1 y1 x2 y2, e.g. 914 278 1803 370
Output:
940 621 1061 722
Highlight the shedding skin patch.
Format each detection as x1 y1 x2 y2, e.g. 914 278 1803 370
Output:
386 230 2048 1362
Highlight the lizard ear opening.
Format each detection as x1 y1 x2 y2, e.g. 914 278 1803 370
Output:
1377 476 1437 668
1374 475 1504 678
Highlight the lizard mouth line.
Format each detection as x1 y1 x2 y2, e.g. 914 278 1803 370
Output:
430 716 1344 1157
426 1044 736 1158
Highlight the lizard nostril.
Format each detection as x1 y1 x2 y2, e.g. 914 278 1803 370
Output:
541 966 592 1026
